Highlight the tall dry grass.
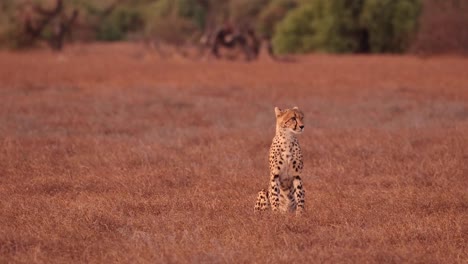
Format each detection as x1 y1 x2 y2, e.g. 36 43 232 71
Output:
0 43 467 263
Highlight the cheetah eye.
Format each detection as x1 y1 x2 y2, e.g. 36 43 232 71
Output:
290 117 296 121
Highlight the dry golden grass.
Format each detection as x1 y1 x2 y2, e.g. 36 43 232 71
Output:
0 43 467 263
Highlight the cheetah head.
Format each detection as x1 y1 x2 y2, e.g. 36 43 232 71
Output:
274 106 305 134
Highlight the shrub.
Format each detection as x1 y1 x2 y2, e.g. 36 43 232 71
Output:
361 0 421 53
0 0 423 53
228 0 269 27
0 0 22 48
141 0 204 44
271 4 316 54
177 0 206 29
97 6 143 41
257 0 297 38
272 0 365 54
272 0 421 54
312 0 366 53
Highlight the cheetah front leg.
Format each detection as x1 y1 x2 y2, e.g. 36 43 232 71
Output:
254 189 270 212
269 174 280 212
293 176 305 215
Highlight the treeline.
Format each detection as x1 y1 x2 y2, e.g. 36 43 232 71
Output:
0 0 466 54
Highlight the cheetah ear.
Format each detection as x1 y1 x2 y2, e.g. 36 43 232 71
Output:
293 106 299 110
274 107 282 117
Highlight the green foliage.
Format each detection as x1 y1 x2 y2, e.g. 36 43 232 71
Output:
361 0 421 52
312 0 366 53
97 6 143 41
229 0 269 26
0 0 422 53
272 4 316 54
0 0 21 48
177 0 206 29
272 0 364 54
257 0 297 38
94 0 208 42
0 9 11 47
141 0 205 44
273 0 421 54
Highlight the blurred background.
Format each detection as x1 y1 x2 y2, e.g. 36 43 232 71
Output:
0 0 467 56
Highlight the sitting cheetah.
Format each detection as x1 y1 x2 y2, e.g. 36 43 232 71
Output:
254 106 305 215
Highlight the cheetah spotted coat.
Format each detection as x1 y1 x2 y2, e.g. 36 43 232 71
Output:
254 106 305 215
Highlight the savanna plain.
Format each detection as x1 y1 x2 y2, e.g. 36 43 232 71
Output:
0 43 467 263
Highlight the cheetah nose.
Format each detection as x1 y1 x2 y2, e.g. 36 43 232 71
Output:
300 125 304 129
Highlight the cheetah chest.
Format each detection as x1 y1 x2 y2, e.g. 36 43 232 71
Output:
278 141 302 176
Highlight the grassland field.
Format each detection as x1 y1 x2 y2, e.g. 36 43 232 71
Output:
0 43 467 263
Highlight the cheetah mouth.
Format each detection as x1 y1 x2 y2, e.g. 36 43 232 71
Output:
291 129 303 134
293 128 304 134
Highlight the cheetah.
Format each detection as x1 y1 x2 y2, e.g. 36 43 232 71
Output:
254 106 305 215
